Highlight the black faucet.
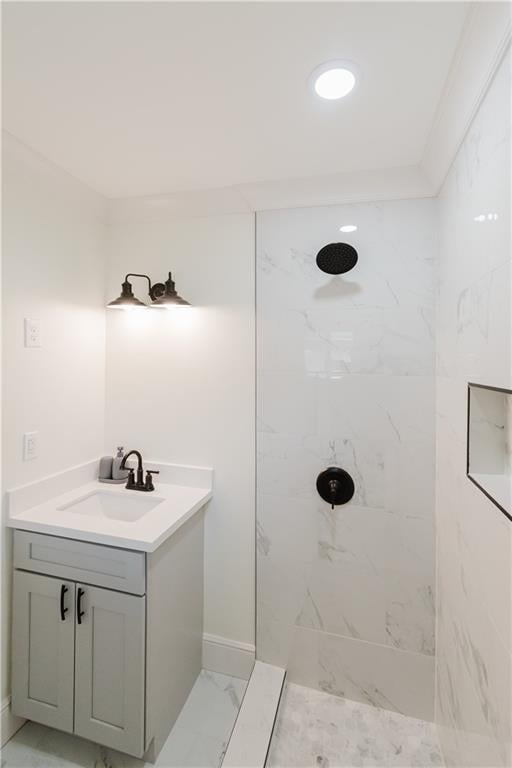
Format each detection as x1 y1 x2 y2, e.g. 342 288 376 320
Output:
120 450 159 492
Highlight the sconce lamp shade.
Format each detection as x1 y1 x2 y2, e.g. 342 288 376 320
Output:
107 280 147 309
151 272 191 307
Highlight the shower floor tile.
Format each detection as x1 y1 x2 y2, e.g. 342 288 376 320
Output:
1 670 246 768
267 683 443 768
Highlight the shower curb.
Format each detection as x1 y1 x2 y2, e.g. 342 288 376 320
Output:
222 661 286 768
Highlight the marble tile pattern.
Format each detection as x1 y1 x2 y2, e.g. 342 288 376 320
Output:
468 385 508 475
468 384 511 514
256 199 437 720
1 670 247 768
267 682 444 767
435 50 512 767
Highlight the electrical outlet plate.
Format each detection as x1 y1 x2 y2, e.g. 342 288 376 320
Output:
24 318 41 348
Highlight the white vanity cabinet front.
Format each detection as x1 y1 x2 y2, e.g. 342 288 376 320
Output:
12 571 76 733
12 572 145 755
74 584 145 756
11 513 204 760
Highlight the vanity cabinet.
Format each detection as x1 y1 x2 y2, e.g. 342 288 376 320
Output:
11 511 204 760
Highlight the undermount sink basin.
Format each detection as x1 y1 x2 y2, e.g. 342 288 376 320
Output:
58 490 163 522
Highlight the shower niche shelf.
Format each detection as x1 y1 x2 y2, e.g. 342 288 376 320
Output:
467 382 512 521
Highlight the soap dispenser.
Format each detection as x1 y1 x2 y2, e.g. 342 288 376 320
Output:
112 446 130 481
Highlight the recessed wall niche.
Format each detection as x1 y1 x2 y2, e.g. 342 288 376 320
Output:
467 383 512 521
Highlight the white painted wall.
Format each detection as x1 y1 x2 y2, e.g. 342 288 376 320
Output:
1 155 256 724
1 134 107 707
105 204 255 649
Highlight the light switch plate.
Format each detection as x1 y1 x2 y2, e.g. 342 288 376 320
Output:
24 318 41 348
23 432 38 461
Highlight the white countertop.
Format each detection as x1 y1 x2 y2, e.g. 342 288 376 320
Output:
6 460 213 552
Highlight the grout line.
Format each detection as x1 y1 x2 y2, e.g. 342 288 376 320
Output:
293 624 436 659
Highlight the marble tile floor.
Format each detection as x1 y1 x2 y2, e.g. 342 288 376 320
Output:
1 670 247 768
267 683 444 768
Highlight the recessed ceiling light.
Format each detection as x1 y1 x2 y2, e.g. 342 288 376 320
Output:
311 61 356 100
340 224 358 233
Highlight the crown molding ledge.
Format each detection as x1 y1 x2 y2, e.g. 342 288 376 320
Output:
109 164 434 222
420 1 512 194
236 164 434 212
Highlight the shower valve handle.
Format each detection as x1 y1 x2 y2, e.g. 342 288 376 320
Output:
316 467 355 508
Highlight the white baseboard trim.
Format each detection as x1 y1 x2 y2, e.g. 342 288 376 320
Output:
1 697 25 747
202 633 255 681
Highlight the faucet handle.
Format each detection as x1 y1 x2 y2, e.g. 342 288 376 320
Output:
145 469 159 492
125 468 136 489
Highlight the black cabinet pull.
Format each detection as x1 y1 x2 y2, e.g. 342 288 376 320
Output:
77 588 85 625
60 584 68 621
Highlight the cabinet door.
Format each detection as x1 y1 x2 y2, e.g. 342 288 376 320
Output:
74 584 145 757
12 570 75 732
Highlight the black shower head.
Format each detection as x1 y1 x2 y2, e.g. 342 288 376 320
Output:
316 243 358 275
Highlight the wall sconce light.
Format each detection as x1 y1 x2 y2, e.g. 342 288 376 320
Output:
151 273 190 308
107 272 190 309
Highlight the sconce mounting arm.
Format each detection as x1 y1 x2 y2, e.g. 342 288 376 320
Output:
124 273 165 301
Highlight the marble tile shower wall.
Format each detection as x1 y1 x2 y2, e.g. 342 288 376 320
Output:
435 50 512 767
256 200 437 721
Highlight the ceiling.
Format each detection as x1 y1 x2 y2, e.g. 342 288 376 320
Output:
2 2 469 199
